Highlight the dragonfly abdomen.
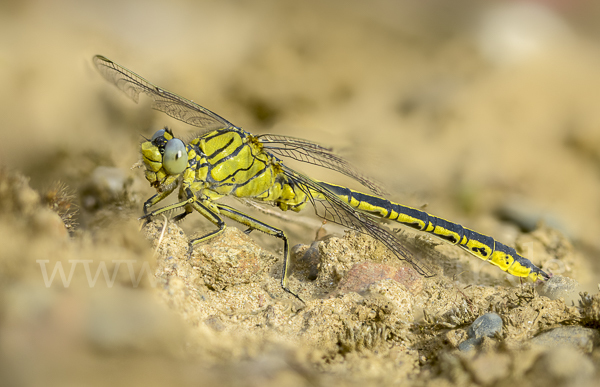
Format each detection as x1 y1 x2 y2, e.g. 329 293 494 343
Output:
317 181 548 282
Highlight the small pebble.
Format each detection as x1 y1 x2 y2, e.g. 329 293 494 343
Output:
81 166 129 210
530 326 600 353
538 275 578 300
458 313 503 351
292 241 321 280
458 339 477 352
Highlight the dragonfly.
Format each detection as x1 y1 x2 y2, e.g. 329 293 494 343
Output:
93 55 550 301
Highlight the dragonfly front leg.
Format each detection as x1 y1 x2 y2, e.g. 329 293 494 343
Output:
142 186 227 243
140 196 194 222
142 184 178 216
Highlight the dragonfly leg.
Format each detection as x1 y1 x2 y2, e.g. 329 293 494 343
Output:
140 196 194 222
142 185 178 215
188 200 227 246
142 192 227 248
216 203 303 303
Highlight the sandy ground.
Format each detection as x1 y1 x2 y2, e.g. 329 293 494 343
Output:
1 0 600 386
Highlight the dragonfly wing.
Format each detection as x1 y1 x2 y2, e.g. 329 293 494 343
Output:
282 166 434 277
93 55 235 132
258 134 386 196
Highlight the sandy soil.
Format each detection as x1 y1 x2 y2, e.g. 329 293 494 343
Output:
1 1 600 386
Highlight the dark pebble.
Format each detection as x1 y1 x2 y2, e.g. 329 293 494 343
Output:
458 313 503 351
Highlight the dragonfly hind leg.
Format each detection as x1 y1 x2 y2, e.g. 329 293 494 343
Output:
215 203 302 303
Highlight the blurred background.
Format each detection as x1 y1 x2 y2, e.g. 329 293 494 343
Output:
1 0 600 384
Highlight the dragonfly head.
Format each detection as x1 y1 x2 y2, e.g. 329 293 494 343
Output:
141 127 187 190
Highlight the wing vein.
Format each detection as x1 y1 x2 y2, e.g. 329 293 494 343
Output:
93 55 234 133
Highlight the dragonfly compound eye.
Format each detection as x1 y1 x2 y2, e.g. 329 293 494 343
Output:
163 138 187 174
151 129 166 141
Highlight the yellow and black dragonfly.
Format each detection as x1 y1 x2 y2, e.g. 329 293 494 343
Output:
93 55 549 301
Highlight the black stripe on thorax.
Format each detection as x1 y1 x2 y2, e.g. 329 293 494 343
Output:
217 157 259 182
202 127 241 142
232 162 271 189
206 136 236 159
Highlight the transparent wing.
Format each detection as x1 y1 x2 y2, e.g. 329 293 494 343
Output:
93 55 235 132
281 165 434 277
258 134 386 196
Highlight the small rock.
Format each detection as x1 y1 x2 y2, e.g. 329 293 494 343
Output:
458 339 477 352
468 313 503 339
496 199 567 234
291 241 320 281
81 166 130 210
530 326 600 353
204 315 226 332
476 2 572 66
538 275 578 300
458 313 503 351
579 292 600 326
